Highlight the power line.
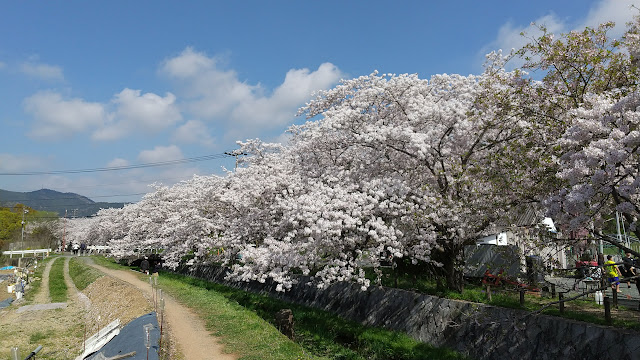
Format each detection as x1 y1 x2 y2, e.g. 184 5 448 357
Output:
2 203 126 210
0 192 148 202
50 175 199 190
0 153 232 176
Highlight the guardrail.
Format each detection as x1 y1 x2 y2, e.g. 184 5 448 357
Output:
2 249 51 259
87 245 110 254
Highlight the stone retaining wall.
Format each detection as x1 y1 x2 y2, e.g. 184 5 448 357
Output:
178 265 640 360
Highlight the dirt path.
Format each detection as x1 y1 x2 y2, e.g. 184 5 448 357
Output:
32 256 56 304
87 262 237 360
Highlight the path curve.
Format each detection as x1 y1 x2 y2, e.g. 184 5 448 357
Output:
87 262 236 360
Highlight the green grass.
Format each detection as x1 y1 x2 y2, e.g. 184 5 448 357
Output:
90 255 126 270
159 272 466 360
68 257 103 290
371 267 529 309
156 272 322 360
48 257 67 302
29 330 54 344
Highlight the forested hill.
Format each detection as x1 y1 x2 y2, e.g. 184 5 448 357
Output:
0 189 125 217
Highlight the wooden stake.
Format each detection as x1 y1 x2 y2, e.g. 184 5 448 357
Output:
604 296 612 324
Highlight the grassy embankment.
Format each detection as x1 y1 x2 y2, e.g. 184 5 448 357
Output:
68 257 103 290
163 272 466 360
92 256 467 360
48 257 67 302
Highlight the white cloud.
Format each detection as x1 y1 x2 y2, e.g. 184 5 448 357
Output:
161 46 216 78
161 47 343 140
107 158 129 167
20 62 64 80
172 120 216 147
92 88 182 141
231 62 342 126
138 145 184 163
0 153 46 172
481 13 566 63
22 49 342 146
161 47 257 119
23 91 105 139
482 0 640 68
580 0 640 38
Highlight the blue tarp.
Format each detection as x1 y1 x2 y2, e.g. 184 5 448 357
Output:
86 312 160 360
0 297 13 309
0 266 16 270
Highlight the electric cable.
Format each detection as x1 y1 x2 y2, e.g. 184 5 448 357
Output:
0 192 148 202
0 152 232 176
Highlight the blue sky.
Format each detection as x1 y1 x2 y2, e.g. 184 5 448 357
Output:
0 0 637 204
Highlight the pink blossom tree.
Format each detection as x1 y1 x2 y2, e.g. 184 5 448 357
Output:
515 18 640 247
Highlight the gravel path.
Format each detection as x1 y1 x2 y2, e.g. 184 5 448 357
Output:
87 262 237 360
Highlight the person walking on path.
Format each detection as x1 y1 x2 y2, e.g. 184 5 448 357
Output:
622 252 636 288
605 255 623 293
140 257 150 275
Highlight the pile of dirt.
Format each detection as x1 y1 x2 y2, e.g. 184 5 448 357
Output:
82 275 153 336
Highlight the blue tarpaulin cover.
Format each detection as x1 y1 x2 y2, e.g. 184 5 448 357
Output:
0 266 16 270
86 312 160 360
0 297 14 309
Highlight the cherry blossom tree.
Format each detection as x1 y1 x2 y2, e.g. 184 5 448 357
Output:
282 69 534 291
514 18 640 246
59 216 97 250
546 92 640 239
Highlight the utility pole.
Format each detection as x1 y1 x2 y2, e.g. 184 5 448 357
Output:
62 210 67 252
21 208 29 250
224 152 247 170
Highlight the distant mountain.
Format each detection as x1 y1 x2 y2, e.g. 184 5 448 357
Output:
0 189 126 217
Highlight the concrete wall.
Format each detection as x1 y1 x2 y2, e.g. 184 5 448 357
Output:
178 265 640 360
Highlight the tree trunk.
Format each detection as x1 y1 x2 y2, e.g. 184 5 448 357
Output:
442 245 464 293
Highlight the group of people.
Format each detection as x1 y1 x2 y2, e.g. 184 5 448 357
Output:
71 242 87 256
605 252 638 293
140 256 161 275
